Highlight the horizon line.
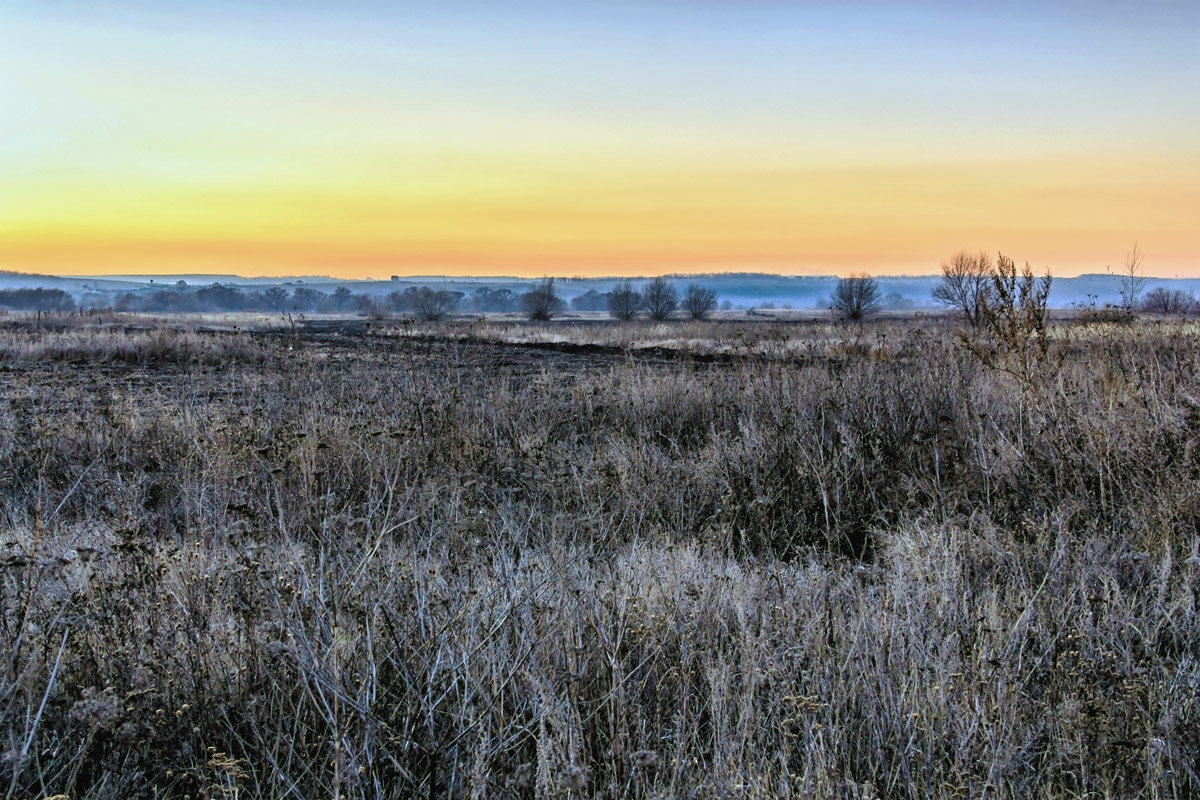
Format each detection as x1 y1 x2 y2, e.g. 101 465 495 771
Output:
4 268 1194 284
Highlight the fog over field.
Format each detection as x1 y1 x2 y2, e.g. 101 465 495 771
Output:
5 269 1200 314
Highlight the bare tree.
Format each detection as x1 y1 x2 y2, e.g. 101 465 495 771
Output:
831 273 881 321
932 250 993 327
643 277 678 321
682 284 718 320
606 280 642 320
411 287 459 321
1118 242 1147 312
385 290 409 313
521 278 564 321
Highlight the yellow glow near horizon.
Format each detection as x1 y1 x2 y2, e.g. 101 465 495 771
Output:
5 153 1198 278
2 2 1199 279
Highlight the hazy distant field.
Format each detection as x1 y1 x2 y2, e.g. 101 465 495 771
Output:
2 313 1198 798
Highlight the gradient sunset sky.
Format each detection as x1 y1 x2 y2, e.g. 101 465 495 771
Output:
2 1 1198 278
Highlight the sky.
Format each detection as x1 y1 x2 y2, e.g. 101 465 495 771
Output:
1 1 1198 278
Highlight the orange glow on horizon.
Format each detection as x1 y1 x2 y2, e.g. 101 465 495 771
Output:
4 155 1198 279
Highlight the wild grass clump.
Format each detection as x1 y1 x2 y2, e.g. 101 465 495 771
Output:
1 315 1198 798
0 324 268 365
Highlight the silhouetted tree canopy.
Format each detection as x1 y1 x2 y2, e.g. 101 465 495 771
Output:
0 288 75 311
471 287 519 313
570 289 609 312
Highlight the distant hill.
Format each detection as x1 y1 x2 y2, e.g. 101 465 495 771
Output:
0 271 152 292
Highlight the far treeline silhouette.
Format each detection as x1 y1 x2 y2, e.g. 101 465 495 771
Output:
22 279 729 321
0 288 76 311
5 253 1199 317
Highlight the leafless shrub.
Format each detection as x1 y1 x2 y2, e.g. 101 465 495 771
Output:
410 286 459 321
1141 286 1197 315
681 283 717 320
606 280 641 320
969 253 1052 385
831 273 881 321
520 278 564 321
643 277 678 321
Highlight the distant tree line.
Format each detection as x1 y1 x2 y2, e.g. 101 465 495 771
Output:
0 288 76 312
102 284 480 317
392 278 723 322
91 278 728 321
106 284 354 313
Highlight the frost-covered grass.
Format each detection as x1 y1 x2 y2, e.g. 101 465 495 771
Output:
3 316 1199 798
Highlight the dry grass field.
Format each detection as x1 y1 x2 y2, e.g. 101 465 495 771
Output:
2 312 1199 798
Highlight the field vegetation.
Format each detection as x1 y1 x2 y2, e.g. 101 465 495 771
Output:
1 311 1199 798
